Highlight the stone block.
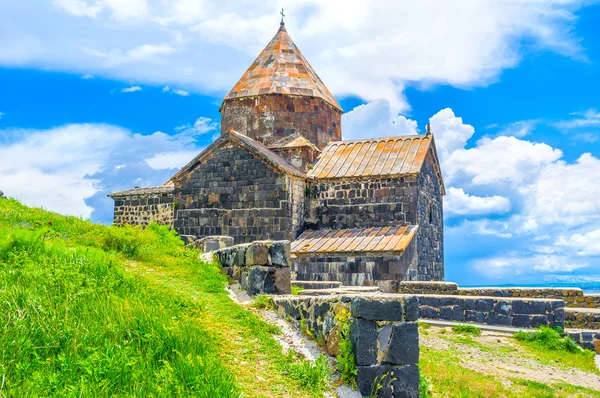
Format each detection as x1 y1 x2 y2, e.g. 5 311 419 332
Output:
475 298 495 312
357 365 393 398
512 300 531 314
451 305 465 322
269 240 291 267
274 268 291 294
485 312 498 325
513 314 530 328
419 306 439 319
179 234 197 244
530 315 547 328
381 323 419 365
245 242 269 266
554 308 565 323
418 296 440 307
465 310 485 324
351 319 378 366
496 314 513 326
350 298 403 321
392 365 420 398
439 307 453 321
404 296 419 322
494 301 511 316
196 235 234 252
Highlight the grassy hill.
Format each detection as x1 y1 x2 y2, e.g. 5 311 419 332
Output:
0 198 327 397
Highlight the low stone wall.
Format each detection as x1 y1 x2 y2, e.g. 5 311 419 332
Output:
112 192 174 227
416 294 564 329
215 241 292 295
385 282 596 309
566 329 600 353
273 294 420 397
565 308 600 330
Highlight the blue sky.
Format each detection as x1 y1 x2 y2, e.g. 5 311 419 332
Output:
1 0 600 286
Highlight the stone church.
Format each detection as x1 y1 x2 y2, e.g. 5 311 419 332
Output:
109 21 445 284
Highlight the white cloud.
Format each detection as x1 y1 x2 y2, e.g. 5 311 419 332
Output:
0 1 591 107
429 108 475 163
121 85 142 93
473 254 588 278
444 187 511 218
145 150 201 170
162 85 190 96
342 99 417 140
172 89 189 96
81 73 94 79
496 120 539 138
444 136 562 186
0 118 215 222
557 229 600 257
554 109 600 130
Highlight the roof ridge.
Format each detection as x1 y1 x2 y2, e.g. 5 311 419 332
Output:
330 134 428 145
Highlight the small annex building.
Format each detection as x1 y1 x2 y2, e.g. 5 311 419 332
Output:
109 21 445 283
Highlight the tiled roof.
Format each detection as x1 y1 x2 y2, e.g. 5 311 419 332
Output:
171 130 307 181
308 135 433 179
108 182 174 198
269 132 319 150
223 23 341 111
291 225 419 254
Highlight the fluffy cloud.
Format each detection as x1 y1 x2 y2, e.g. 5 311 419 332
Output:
0 119 216 222
121 85 142 93
1 0 591 108
557 229 600 256
444 187 511 218
342 99 417 140
162 85 190 96
429 108 475 163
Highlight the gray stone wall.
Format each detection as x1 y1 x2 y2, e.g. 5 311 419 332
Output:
307 177 415 230
565 308 600 330
112 193 174 227
174 144 306 244
216 240 292 295
273 294 420 397
293 238 418 285
416 153 444 281
567 330 600 353
417 294 564 329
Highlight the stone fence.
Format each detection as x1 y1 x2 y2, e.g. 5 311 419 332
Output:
273 294 420 397
565 308 600 330
215 240 292 295
415 294 564 329
376 281 598 309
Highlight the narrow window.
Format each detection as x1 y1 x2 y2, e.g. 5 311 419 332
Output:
428 205 433 224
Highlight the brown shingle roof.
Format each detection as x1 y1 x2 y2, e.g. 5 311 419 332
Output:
308 134 445 194
171 130 307 181
291 225 419 254
223 23 341 111
108 182 174 198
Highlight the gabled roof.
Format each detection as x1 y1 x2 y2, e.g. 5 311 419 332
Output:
308 134 445 194
223 23 342 111
171 130 307 182
291 225 419 254
108 181 174 198
269 132 320 151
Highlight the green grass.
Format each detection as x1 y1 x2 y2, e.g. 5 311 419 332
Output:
452 324 482 336
420 346 600 397
291 285 305 295
514 327 597 373
0 198 329 397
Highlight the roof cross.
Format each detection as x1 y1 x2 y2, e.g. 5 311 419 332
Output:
280 8 285 24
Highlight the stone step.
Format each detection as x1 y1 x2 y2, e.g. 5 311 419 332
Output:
298 286 380 296
292 281 343 290
566 328 600 353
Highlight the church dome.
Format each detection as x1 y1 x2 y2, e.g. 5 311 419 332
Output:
223 22 341 111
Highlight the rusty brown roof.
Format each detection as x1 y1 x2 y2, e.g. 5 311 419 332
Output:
269 132 319 150
291 225 418 254
223 23 341 111
108 182 174 198
308 134 445 193
171 130 307 181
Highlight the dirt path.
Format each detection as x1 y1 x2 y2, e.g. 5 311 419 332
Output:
421 327 600 391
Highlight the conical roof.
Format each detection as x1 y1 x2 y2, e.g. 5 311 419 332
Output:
224 23 342 111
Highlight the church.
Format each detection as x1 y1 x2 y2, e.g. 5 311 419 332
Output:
109 20 445 284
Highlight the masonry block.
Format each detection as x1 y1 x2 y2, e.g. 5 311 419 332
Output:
351 319 378 366
350 298 403 321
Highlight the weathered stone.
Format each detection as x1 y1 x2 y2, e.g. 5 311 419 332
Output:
513 314 530 328
350 298 403 321
245 242 270 266
381 323 419 365
496 314 513 326
512 300 531 314
475 298 494 312
494 301 511 316
268 240 291 267
530 315 547 328
247 266 267 296
350 319 378 366
273 267 291 294
357 365 393 398
439 307 453 321
326 326 341 356
196 236 234 252
404 296 419 322
392 365 420 398
419 306 440 319
465 310 485 324
179 234 197 244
